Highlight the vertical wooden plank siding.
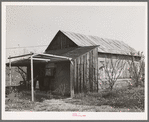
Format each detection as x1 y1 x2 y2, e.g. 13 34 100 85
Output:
55 62 70 96
125 62 127 78
80 56 83 93
86 53 90 92
93 49 96 91
70 61 74 98
126 62 128 78
123 62 126 78
84 54 87 93
71 48 98 94
89 51 91 92
79 57 82 93
93 49 95 91
76 59 78 93
95 48 98 92
47 32 77 50
9 58 12 86
91 50 94 92
82 56 84 92
74 59 77 94
77 57 81 93
125 60 128 78
89 51 93 92
126 62 129 78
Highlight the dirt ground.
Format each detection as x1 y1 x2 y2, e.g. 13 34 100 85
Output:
5 85 144 112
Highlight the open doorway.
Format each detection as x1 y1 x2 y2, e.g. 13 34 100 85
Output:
33 63 56 92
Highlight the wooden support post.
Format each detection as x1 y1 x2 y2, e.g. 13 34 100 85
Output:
31 56 34 102
37 53 72 61
70 61 74 98
96 48 98 92
32 58 50 61
8 53 34 59
9 57 12 86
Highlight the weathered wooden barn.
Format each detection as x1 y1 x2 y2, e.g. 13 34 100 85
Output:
7 30 141 98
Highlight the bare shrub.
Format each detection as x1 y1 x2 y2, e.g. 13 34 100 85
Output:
127 52 145 87
98 56 126 91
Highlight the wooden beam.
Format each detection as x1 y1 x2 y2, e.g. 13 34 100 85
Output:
96 48 99 92
77 57 80 93
9 57 12 86
80 56 83 93
70 61 74 98
91 50 94 92
89 51 92 92
36 53 72 61
32 58 51 61
76 59 78 94
74 59 77 94
8 53 33 59
93 48 97 92
86 53 90 92
84 54 87 92
31 56 34 101
17 66 27 75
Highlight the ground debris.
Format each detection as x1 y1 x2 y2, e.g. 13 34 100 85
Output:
6 87 144 112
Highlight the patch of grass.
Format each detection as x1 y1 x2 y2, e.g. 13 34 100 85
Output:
6 92 35 111
63 87 144 112
5 84 144 112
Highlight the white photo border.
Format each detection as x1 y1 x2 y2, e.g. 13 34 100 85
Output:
1 2 148 120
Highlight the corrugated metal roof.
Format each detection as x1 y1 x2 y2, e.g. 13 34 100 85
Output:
60 30 137 55
46 46 98 59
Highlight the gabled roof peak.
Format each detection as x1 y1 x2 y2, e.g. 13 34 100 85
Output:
59 30 137 55
46 30 138 56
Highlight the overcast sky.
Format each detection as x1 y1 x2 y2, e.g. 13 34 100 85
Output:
6 4 147 54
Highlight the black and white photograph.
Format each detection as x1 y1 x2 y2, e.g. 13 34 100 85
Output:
2 2 148 120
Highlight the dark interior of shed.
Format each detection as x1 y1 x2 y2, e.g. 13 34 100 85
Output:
27 63 56 92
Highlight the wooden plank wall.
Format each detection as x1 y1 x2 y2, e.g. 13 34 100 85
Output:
86 53 90 92
55 62 70 96
70 47 98 95
47 32 77 50
89 51 92 92
70 51 140 96
98 54 131 79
